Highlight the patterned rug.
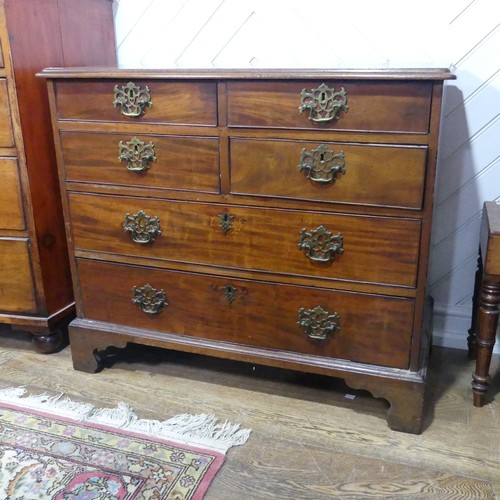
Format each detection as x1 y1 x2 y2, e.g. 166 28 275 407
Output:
0 387 250 499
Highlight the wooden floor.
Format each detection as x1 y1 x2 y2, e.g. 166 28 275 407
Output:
0 325 498 499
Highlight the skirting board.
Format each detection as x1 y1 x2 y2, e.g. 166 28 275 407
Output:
432 304 500 354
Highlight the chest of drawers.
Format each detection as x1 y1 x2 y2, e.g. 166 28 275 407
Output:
0 0 115 352
41 68 454 433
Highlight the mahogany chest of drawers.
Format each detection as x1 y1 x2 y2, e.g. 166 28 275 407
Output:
0 0 115 352
42 68 454 433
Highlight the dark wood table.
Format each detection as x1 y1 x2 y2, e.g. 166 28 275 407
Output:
468 201 500 406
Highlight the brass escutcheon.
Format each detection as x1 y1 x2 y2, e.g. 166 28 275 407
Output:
298 144 346 184
223 284 238 304
118 137 156 172
298 305 340 340
123 210 161 244
299 83 348 123
218 211 234 234
113 82 152 117
132 284 167 314
298 225 344 263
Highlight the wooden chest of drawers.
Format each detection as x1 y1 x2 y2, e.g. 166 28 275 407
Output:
0 0 115 352
42 68 454 433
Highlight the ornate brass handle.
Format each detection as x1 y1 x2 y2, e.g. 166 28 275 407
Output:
298 225 344 263
299 83 348 123
113 82 152 117
298 305 340 340
123 210 161 244
298 144 345 184
118 137 156 172
132 284 167 314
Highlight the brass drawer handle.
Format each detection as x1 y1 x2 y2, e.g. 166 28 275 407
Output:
299 83 348 123
132 284 167 314
123 210 161 244
113 81 152 117
298 225 344 263
298 144 345 184
118 137 156 172
298 305 340 340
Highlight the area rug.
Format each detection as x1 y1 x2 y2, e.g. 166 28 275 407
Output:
0 387 251 499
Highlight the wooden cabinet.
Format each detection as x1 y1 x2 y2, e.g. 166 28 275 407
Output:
0 0 115 352
41 68 454 432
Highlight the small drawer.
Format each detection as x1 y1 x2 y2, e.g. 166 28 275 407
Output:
61 132 220 193
69 193 421 288
230 138 427 209
77 259 415 369
0 79 14 147
0 238 37 313
0 157 25 230
54 80 217 126
227 80 432 133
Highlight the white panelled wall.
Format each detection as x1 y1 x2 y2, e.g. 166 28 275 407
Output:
112 0 500 353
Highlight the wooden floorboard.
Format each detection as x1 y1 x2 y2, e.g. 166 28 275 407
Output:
0 325 498 499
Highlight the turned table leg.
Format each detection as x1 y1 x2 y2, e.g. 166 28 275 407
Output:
467 251 483 359
472 281 500 407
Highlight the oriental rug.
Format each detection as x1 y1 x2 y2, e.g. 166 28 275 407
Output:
0 387 250 499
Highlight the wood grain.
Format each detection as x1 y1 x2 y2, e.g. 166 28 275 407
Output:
61 131 220 193
227 80 432 133
0 157 24 230
76 258 415 368
0 239 36 312
68 192 421 288
55 80 218 125
230 138 427 209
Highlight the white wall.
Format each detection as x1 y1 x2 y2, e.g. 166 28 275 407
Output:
113 0 500 352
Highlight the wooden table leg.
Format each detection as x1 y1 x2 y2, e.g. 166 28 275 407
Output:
472 281 500 407
467 251 483 359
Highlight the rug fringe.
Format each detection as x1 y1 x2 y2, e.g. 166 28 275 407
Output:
0 386 251 453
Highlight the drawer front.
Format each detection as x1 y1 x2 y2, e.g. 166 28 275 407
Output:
0 238 37 313
78 259 415 369
69 193 421 287
54 80 217 126
0 79 14 147
227 80 432 133
0 158 25 230
230 138 427 209
61 132 220 193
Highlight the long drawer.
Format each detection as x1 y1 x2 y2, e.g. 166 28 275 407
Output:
77 258 415 369
230 138 427 209
60 132 220 193
227 80 432 133
54 80 218 126
69 193 421 287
